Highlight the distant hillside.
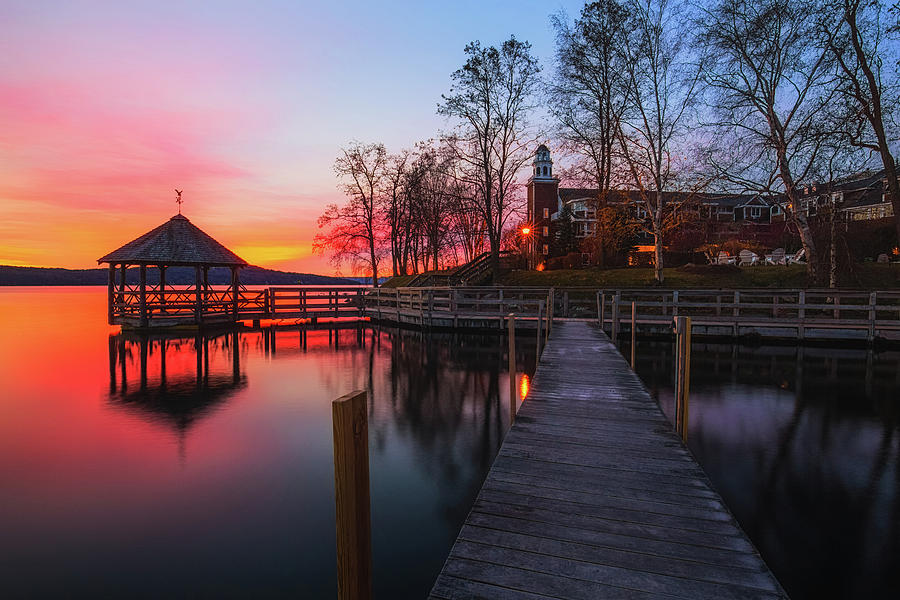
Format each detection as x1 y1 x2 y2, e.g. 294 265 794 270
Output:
0 265 361 286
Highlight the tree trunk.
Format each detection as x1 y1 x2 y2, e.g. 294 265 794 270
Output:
369 241 378 288
489 236 501 283
829 207 838 289
792 208 820 284
653 216 664 284
774 139 820 284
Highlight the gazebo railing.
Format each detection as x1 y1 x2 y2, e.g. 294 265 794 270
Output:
110 285 364 323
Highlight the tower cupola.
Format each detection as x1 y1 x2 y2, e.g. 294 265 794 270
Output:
532 144 554 180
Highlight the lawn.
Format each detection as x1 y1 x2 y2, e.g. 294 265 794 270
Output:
379 263 900 289
498 263 900 289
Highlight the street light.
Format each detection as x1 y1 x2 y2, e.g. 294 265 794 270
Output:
520 226 533 269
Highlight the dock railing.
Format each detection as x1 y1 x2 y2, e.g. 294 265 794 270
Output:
363 287 548 328
361 286 900 341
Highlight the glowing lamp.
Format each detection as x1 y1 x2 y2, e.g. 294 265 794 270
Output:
521 227 531 235
520 373 531 399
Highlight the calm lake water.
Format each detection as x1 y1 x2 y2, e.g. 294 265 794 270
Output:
4 287 900 599
0 287 534 598
621 338 900 600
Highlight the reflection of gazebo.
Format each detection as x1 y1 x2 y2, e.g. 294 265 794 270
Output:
98 214 248 328
108 330 246 461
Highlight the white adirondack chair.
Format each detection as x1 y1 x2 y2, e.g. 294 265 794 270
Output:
716 251 735 265
738 250 759 266
765 247 786 265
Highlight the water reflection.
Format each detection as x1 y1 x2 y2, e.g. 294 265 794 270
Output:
0 286 534 600
624 340 900 600
108 331 246 461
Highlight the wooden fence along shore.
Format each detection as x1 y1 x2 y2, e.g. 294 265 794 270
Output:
109 283 900 343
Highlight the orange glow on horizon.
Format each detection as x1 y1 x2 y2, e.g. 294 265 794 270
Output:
232 244 313 267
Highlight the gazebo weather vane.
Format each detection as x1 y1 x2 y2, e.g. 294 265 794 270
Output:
175 189 183 214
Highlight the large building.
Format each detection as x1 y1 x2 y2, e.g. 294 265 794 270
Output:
525 144 894 263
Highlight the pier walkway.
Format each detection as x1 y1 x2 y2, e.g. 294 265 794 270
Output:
430 321 786 599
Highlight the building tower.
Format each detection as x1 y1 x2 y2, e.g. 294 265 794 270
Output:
526 144 560 263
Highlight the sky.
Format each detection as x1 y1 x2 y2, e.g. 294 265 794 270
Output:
1 0 584 274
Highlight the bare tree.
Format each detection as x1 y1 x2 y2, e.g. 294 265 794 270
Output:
314 142 388 286
698 0 840 284
551 0 632 198
439 37 541 281
823 0 900 244
413 143 459 269
617 0 703 284
384 150 411 276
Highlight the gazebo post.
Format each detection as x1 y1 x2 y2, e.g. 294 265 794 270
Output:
231 266 239 320
139 264 148 328
107 264 116 324
118 263 126 309
159 265 167 309
195 265 203 325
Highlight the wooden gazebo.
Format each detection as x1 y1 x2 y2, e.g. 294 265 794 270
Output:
99 214 248 328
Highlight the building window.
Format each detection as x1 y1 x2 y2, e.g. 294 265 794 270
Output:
542 244 549 255
543 207 549 219
750 206 762 218
542 226 549 236
543 166 548 176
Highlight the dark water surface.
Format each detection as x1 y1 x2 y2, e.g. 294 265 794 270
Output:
622 338 900 600
0 287 534 598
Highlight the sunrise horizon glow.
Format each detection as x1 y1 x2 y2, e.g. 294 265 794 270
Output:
1 0 582 275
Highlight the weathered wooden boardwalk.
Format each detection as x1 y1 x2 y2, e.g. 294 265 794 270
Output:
430 320 787 599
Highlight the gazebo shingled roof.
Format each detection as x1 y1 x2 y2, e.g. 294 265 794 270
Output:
98 214 247 267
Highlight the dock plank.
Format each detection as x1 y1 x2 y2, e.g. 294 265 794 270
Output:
429 321 786 599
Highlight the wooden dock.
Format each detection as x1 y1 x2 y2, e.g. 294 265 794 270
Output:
430 320 787 599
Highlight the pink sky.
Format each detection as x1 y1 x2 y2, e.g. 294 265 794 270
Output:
0 0 577 274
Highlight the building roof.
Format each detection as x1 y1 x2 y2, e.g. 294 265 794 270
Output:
559 187 762 207
98 214 248 266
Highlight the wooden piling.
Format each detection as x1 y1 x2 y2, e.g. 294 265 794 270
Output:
597 291 604 331
631 301 637 369
611 292 621 342
332 390 372 600
544 292 551 346
868 291 877 344
673 316 692 443
535 302 543 358
508 314 517 426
